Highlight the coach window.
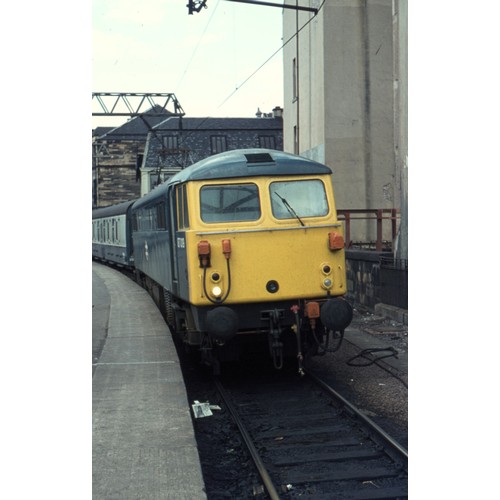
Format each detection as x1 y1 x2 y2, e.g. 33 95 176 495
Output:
200 183 260 223
270 180 329 220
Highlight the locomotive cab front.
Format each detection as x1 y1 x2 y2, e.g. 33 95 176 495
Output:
172 150 353 372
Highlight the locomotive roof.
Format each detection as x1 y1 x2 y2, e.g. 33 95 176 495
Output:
170 149 332 183
92 199 136 219
131 149 332 210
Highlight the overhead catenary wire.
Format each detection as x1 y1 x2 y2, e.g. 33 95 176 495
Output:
157 0 327 170
217 0 327 109
175 0 221 92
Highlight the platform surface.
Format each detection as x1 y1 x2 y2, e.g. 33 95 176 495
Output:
92 262 206 499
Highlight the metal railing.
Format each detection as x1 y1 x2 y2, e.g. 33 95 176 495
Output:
337 208 400 252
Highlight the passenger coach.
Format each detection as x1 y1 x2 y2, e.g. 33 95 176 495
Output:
92 200 135 267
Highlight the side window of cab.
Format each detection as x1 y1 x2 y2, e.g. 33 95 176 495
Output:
176 184 190 230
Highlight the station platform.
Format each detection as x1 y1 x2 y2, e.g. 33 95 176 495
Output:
92 262 207 499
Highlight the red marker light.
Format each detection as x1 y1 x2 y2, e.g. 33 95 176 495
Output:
222 239 231 259
328 232 344 251
198 240 211 268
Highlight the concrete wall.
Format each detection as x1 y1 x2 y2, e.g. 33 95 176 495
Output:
393 0 408 261
283 0 398 242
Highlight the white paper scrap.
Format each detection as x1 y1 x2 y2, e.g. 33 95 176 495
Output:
192 400 214 418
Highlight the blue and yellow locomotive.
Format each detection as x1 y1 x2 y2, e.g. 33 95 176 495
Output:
92 149 353 372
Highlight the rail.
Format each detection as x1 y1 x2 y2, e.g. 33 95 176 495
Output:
305 369 409 459
214 378 281 500
337 208 400 252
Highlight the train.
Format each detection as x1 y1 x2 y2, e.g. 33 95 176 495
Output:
92 149 353 373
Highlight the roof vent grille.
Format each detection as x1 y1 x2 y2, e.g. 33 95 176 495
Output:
245 153 274 164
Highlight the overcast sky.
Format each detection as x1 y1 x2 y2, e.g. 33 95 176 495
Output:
92 0 285 127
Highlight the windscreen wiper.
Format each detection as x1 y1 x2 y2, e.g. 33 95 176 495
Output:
273 192 305 226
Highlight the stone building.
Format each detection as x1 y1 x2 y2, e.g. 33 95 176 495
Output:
93 108 283 205
92 109 173 208
140 109 283 195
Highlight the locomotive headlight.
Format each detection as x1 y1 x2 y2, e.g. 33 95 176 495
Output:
322 278 333 289
211 286 223 298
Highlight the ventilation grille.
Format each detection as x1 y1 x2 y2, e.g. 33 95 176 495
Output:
244 153 274 164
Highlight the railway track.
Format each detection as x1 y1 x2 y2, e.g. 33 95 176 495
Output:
115 265 408 497
213 369 408 499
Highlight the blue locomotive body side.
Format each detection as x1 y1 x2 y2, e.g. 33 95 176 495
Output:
130 179 193 303
130 185 173 291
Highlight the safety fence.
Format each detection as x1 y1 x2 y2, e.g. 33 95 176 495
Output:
336 208 400 252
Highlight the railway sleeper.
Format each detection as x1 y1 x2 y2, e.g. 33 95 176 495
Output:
294 484 408 499
281 465 405 484
271 448 384 466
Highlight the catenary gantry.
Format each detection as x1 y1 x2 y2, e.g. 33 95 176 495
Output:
92 92 185 117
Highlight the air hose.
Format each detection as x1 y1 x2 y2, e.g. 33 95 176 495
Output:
346 347 408 389
311 328 345 354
